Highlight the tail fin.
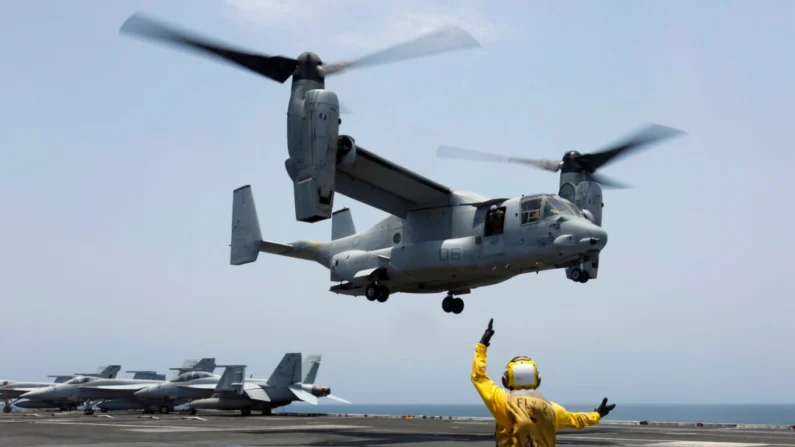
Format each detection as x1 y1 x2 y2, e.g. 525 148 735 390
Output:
267 353 302 386
191 358 216 373
76 365 121 379
215 365 246 394
231 185 264 265
231 185 323 264
169 359 198 377
331 208 356 240
127 371 164 380
301 355 322 384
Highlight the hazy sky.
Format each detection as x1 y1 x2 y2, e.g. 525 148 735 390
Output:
2 0 794 405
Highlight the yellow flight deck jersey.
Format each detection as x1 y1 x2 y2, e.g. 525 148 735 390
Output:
471 343 602 447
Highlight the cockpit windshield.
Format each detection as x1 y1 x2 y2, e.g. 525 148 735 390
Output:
543 196 581 219
520 195 581 226
171 371 212 382
64 376 91 385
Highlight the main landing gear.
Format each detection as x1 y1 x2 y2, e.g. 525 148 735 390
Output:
570 268 590 283
442 294 464 314
365 283 390 303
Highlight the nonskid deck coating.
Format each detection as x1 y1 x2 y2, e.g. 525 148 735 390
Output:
1 411 794 446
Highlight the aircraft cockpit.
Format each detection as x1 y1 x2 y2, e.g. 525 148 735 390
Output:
171 371 213 382
520 194 581 226
64 376 92 385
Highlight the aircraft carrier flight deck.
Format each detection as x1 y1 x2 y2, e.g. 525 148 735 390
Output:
2 411 794 447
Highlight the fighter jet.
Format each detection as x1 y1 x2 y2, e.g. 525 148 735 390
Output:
20 359 215 415
2 365 121 412
96 358 217 414
160 354 348 416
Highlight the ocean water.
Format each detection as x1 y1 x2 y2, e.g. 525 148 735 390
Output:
280 403 795 425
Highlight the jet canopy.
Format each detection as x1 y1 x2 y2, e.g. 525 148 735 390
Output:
63 376 93 385
170 371 214 382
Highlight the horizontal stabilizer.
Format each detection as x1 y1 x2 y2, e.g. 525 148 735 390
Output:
260 240 294 255
244 384 271 402
288 386 318 405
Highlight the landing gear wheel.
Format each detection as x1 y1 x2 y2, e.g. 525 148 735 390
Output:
376 285 390 303
261 408 272 416
189 408 197 415
84 409 94 416
578 270 590 283
3 405 10 413
570 269 582 282
365 284 378 301
241 407 252 416
442 295 454 313
159 405 170 414
451 297 464 314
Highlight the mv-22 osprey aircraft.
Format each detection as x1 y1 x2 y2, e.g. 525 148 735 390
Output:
120 13 685 314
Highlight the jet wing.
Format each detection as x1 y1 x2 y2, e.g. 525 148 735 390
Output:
80 384 150 391
336 145 453 218
4 387 47 393
176 384 218 390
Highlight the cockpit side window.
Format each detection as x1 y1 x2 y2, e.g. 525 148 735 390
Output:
520 197 543 225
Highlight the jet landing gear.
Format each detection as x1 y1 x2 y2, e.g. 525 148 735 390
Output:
442 294 464 314
365 283 390 303
570 268 590 283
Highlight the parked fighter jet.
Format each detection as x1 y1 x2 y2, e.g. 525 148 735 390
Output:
20 359 215 415
2 365 121 413
183 354 349 416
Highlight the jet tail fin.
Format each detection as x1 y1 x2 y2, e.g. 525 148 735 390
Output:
331 208 356 240
192 358 216 373
267 353 302 387
75 365 121 379
301 355 322 384
215 365 246 394
127 371 164 381
48 375 74 383
169 359 198 377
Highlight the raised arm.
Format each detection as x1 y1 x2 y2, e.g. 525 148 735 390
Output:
471 319 511 429
552 398 615 430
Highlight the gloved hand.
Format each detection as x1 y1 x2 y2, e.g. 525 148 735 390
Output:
480 318 495 347
595 398 615 417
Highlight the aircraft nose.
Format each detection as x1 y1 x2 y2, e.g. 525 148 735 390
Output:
554 218 608 250
20 389 45 399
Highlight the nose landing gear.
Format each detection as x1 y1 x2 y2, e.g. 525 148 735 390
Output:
442 294 464 314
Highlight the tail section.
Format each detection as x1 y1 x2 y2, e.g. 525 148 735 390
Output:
170 359 198 377
231 185 323 265
192 358 216 373
127 371 165 381
267 353 302 387
76 365 121 379
215 365 246 394
301 355 322 384
331 208 356 240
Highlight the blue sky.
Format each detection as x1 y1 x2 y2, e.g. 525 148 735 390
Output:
1 0 794 405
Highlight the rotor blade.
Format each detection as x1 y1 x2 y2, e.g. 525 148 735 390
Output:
587 172 632 189
580 123 685 172
437 145 561 172
120 12 298 83
324 25 479 75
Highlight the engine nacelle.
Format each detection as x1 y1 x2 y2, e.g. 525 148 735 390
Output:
331 250 387 283
573 181 603 227
336 135 356 166
290 89 341 223
300 384 331 397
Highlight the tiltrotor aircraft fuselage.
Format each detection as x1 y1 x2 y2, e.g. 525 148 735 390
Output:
120 13 685 314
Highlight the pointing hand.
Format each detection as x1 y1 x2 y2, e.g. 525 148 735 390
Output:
480 318 495 347
595 398 615 418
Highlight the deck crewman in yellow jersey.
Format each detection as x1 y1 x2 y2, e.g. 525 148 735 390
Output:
471 318 616 447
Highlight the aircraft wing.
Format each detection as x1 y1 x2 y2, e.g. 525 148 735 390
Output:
80 384 150 391
4 387 47 393
336 145 453 218
177 384 218 390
